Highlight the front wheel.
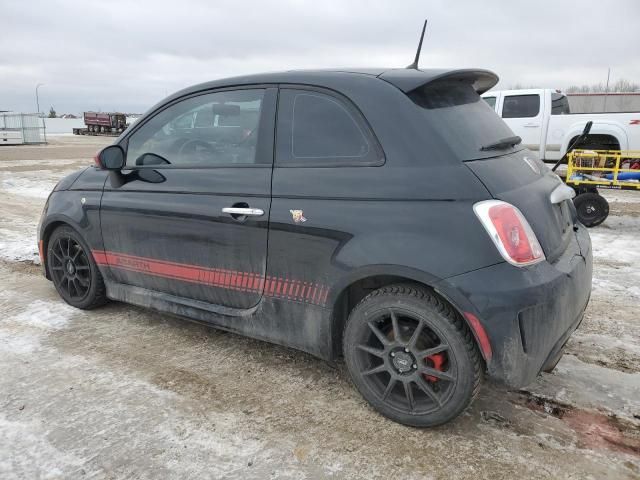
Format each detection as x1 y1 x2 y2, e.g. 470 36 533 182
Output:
47 225 108 309
573 192 609 227
343 284 483 427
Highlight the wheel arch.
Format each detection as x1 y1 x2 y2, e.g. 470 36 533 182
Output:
562 122 628 155
41 216 86 279
328 265 489 365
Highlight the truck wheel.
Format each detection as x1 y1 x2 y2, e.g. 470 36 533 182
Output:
574 192 609 227
343 284 482 427
47 225 108 310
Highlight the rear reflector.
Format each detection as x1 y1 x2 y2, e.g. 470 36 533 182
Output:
473 200 545 266
464 312 492 361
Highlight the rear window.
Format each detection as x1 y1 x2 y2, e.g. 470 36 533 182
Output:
408 81 519 161
551 93 571 115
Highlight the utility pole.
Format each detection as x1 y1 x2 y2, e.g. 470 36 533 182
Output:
603 68 611 112
36 83 44 115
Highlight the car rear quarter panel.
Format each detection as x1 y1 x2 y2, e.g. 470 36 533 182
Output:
269 75 503 302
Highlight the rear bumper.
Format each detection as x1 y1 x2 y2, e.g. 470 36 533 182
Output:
437 224 592 388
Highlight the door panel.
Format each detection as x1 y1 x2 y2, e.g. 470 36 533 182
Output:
100 169 271 308
99 87 276 309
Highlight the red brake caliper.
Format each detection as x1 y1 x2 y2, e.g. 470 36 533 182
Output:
424 353 445 382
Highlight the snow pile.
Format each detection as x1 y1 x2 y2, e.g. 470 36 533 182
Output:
0 170 70 200
0 296 77 356
10 299 75 330
590 215 640 298
0 228 40 264
0 414 85 477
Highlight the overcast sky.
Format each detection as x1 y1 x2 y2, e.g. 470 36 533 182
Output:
1 0 639 114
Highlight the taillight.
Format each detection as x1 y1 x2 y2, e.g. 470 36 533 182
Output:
473 200 545 266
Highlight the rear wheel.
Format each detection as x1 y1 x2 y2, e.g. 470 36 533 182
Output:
574 192 609 227
47 226 107 309
343 284 482 427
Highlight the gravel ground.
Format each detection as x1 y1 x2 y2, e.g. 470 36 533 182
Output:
0 137 639 479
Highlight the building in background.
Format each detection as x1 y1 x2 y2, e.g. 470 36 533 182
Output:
567 93 640 113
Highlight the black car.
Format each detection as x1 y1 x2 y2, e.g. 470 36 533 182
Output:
38 67 592 427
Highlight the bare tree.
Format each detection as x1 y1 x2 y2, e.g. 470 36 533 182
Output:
566 79 639 93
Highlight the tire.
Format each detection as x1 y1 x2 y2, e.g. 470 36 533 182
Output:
46 225 108 309
343 284 482 427
573 192 609 227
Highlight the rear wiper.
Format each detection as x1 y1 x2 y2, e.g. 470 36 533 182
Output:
480 136 522 151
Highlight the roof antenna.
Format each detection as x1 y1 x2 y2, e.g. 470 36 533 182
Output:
406 19 428 69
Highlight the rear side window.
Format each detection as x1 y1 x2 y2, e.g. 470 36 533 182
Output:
551 93 571 115
501 94 540 118
483 96 496 109
276 88 381 165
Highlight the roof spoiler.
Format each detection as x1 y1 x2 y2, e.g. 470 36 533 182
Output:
379 68 499 95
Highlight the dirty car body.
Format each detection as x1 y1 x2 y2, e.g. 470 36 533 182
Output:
39 67 592 426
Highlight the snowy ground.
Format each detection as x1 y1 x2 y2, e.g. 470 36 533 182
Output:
0 137 639 479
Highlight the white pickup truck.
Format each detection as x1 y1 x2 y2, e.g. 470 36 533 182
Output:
481 88 640 162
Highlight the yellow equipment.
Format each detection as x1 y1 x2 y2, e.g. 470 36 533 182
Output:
563 149 640 227
566 149 640 191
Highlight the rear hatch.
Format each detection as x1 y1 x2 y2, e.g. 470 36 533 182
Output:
465 152 574 263
402 74 574 263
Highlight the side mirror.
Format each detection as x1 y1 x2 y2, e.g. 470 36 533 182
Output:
95 145 125 170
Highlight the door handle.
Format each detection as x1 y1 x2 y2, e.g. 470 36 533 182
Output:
222 207 264 217
524 123 540 128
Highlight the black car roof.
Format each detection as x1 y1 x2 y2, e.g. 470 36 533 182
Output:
169 68 499 99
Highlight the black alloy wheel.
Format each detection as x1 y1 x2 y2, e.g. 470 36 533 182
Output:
354 307 457 413
49 234 91 301
344 285 482 427
47 226 107 309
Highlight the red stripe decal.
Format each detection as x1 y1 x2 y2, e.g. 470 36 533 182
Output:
93 250 328 306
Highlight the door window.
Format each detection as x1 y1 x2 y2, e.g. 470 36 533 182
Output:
126 89 265 167
276 88 381 165
501 94 540 118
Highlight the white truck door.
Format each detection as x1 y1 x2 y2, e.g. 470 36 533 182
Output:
499 92 544 155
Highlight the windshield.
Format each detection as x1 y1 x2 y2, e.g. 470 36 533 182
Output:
408 81 522 161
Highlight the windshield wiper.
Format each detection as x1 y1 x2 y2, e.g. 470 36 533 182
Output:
480 136 522 151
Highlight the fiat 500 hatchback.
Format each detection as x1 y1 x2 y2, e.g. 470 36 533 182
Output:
39 67 592 426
